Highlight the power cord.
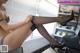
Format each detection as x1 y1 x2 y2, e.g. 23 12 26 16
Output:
74 9 80 30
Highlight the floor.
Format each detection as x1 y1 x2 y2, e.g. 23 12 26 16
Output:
42 47 56 53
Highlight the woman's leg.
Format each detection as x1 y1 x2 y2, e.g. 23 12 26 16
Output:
37 25 60 46
33 16 74 25
3 21 32 51
32 16 74 47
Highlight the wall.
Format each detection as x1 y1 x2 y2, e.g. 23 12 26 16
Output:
5 0 59 53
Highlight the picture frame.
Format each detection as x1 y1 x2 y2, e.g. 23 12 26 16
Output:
58 0 80 5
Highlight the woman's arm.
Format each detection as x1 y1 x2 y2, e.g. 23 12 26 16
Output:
0 21 26 31
0 16 32 31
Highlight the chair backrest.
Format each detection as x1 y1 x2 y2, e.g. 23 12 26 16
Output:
0 38 23 53
8 47 23 53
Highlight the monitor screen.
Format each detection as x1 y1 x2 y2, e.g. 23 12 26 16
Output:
59 5 80 13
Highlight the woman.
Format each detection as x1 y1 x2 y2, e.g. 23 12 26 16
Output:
0 0 33 52
0 0 74 52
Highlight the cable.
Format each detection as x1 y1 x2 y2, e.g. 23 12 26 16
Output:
74 9 80 30
35 0 41 16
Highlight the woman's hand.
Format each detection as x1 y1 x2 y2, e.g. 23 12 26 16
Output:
25 15 33 24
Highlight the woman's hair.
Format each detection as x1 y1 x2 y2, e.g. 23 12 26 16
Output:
5 16 10 23
0 0 8 7
0 0 9 23
0 9 10 23
0 16 10 23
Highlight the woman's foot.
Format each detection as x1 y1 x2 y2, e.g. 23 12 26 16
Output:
61 10 75 26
